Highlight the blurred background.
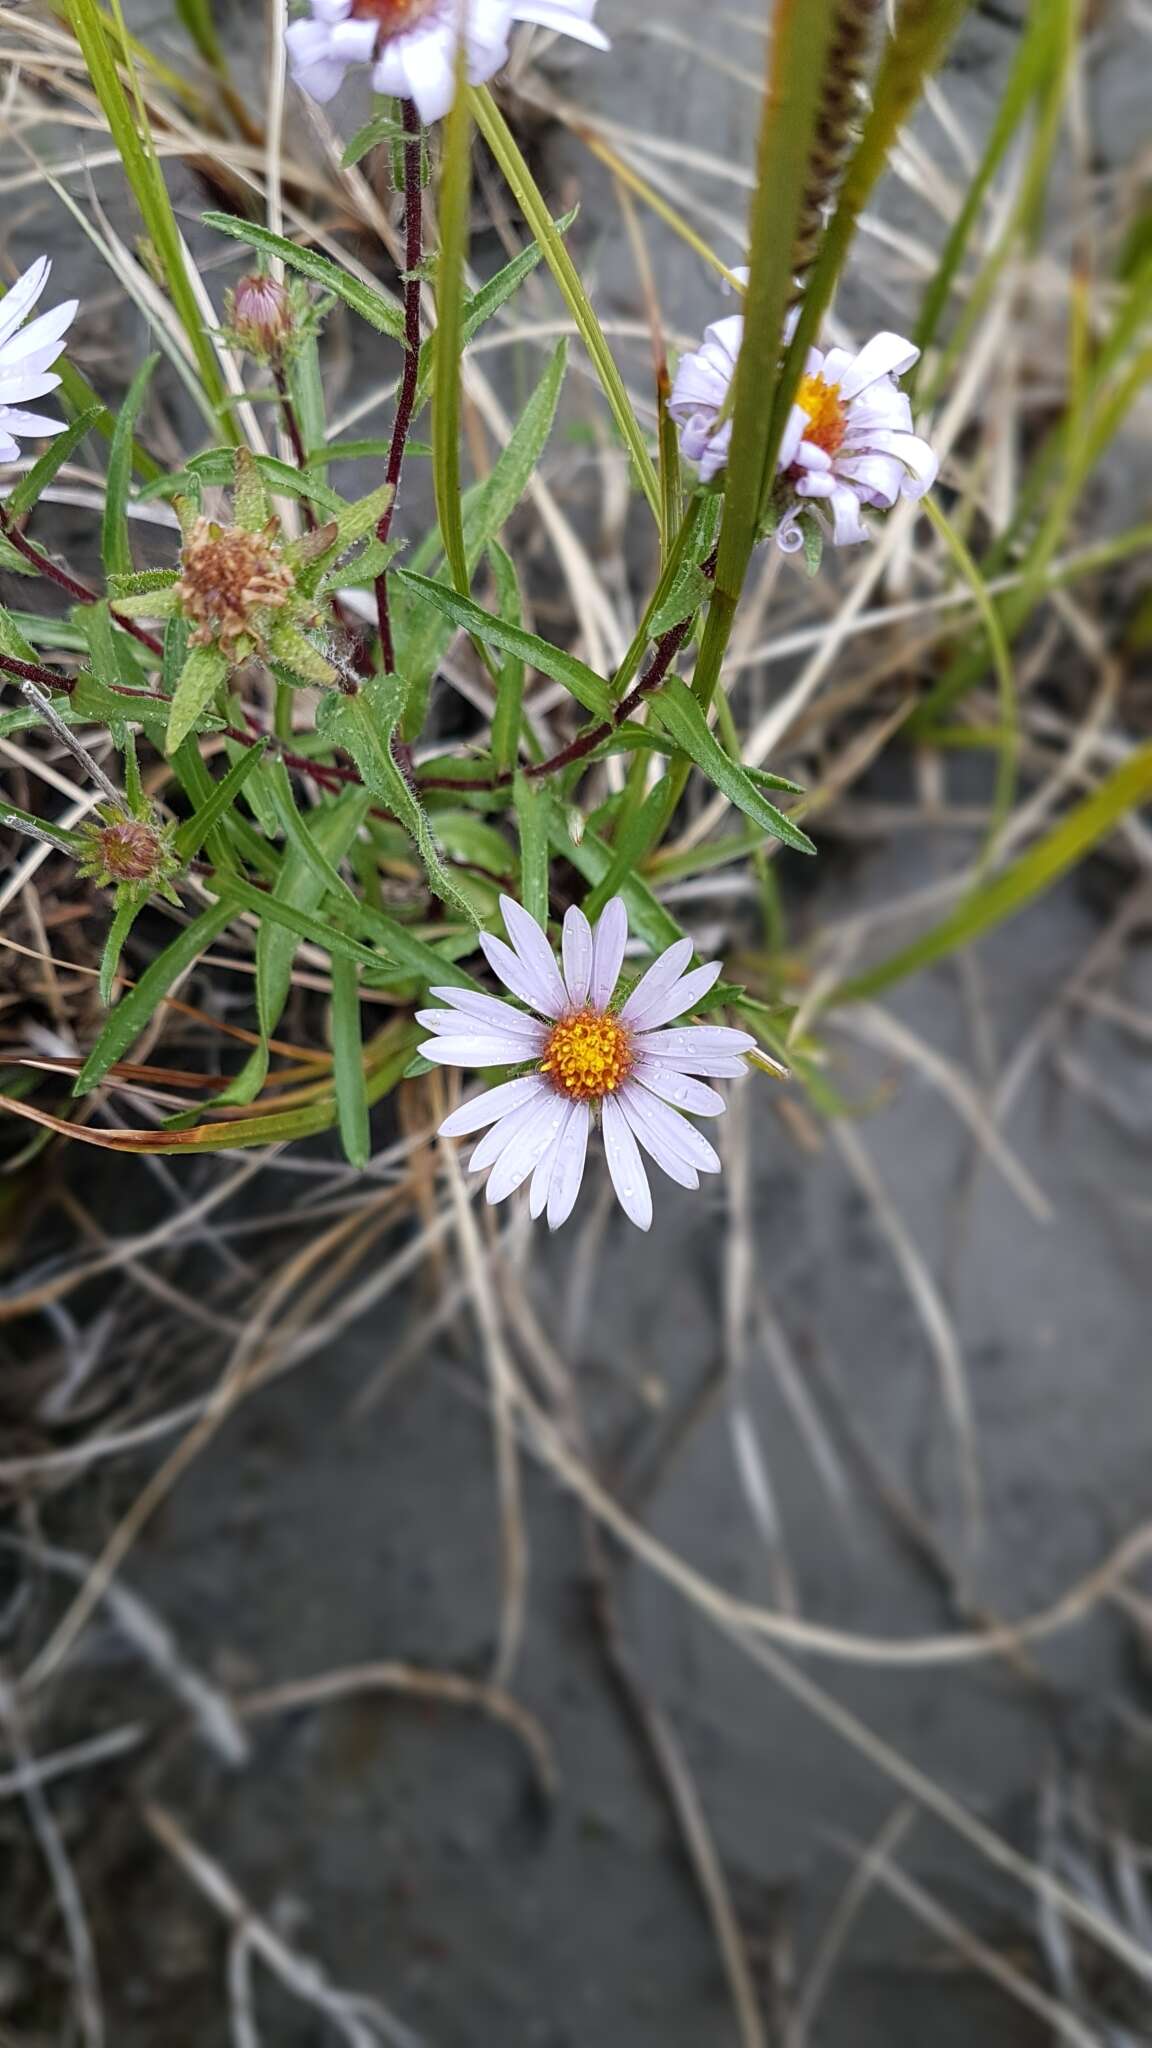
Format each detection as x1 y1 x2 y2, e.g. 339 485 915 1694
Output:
2 2 1152 2043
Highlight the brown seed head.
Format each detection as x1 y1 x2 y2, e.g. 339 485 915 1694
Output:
176 517 295 652
83 816 168 883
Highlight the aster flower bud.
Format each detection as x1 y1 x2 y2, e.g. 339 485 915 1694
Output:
225 272 297 362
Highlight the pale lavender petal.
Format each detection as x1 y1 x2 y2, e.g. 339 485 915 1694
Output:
0 369 63 406
421 991 545 1039
529 1107 568 1220
420 1032 540 1068
0 299 76 368
590 897 628 1008
479 931 563 1017
601 1094 652 1230
623 1084 722 1177
828 484 871 546
561 904 594 1007
833 451 905 507
0 258 51 352
500 894 568 1014
618 936 693 1028
795 471 836 501
469 1092 555 1175
486 1096 569 1204
817 347 854 386
0 407 63 438
438 1075 548 1139
512 0 610 47
836 332 919 401
635 1025 756 1059
617 1086 698 1191
624 959 722 1034
547 1100 590 1229
778 403 808 470
633 1067 726 1117
793 442 833 473
853 428 938 495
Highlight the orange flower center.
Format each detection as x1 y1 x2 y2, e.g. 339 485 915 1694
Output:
796 373 847 457
351 0 438 27
541 1010 633 1103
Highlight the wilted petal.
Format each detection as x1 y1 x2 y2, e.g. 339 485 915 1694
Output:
837 332 920 400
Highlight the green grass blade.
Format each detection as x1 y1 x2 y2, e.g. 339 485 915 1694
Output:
202 215 405 340
102 352 159 579
830 740 1152 1008
397 573 614 720
75 898 237 1091
432 50 472 600
470 86 660 524
65 0 235 435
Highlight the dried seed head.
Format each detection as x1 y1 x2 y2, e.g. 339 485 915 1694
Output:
175 517 295 653
226 272 296 359
77 809 181 893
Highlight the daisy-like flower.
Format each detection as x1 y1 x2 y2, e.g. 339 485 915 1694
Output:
774 332 938 550
286 0 608 122
669 289 938 550
419 895 756 1232
0 257 78 466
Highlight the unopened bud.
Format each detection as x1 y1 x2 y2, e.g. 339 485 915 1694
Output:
226 272 295 360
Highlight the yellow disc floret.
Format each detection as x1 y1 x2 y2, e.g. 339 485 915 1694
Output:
795 373 848 457
541 1009 634 1103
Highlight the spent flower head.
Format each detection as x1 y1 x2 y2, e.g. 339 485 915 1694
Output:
76 805 183 903
420 895 756 1231
0 256 78 464
670 281 938 554
286 0 607 122
175 515 298 656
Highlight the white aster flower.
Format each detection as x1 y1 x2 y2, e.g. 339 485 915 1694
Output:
669 289 938 550
286 0 607 122
0 257 78 466
419 895 755 1232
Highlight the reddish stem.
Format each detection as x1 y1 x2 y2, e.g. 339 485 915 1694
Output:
375 97 424 673
0 509 164 658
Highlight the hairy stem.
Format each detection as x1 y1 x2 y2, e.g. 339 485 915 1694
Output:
0 508 164 658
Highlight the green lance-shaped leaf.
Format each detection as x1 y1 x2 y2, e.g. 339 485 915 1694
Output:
5 407 103 522
470 88 660 525
202 214 406 341
323 677 478 926
330 955 371 1170
102 353 160 578
649 678 816 856
75 899 238 1092
399 339 569 737
166 645 229 753
173 739 269 862
829 738 1152 1010
397 572 614 721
